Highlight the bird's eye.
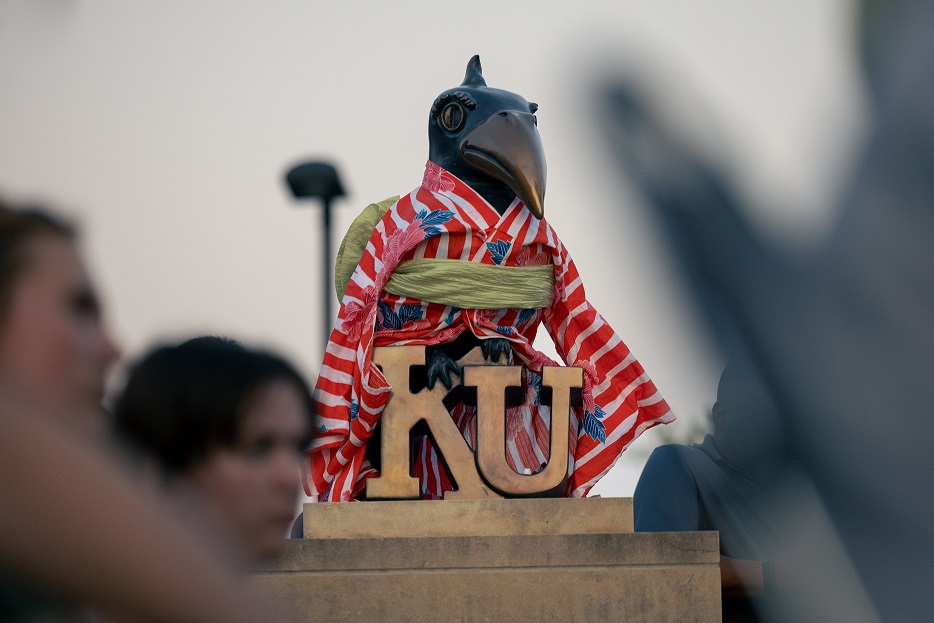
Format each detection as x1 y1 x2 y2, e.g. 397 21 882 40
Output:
533 115 538 127
439 102 465 132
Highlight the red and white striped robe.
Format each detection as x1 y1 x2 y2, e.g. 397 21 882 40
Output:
308 161 673 501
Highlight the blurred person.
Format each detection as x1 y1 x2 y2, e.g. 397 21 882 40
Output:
0 200 118 434
633 364 787 622
0 198 288 622
112 336 315 565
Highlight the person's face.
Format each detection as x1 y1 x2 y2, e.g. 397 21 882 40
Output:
186 380 310 563
0 235 119 421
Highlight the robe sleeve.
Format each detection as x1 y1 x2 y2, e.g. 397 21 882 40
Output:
306 202 404 501
542 227 673 497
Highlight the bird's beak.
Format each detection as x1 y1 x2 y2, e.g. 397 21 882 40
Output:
461 111 547 219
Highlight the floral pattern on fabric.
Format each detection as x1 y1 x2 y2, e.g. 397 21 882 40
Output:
422 161 456 193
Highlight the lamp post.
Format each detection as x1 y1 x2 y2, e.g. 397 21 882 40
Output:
285 161 346 350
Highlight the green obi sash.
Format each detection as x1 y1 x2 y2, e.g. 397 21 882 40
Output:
384 258 554 309
336 198 555 310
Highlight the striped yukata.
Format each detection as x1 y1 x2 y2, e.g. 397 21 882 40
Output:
307 161 673 502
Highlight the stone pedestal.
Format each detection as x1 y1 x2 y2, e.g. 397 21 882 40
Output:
256 498 721 622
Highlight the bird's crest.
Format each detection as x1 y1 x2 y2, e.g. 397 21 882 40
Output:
462 55 487 87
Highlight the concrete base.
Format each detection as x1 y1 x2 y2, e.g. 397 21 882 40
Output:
257 499 721 622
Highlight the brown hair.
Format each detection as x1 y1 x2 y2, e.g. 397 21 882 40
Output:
113 336 316 473
0 197 76 316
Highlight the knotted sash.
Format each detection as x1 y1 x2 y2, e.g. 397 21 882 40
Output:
337 198 554 310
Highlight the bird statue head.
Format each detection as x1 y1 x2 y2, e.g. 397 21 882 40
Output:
428 55 546 218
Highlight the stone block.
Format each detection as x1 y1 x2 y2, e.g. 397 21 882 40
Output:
303 497 633 539
258 499 720 622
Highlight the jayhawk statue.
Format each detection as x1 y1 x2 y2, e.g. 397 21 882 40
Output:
307 56 672 501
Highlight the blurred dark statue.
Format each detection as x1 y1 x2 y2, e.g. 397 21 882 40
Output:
603 0 934 620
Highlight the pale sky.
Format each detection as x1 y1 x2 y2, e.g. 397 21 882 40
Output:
0 0 866 496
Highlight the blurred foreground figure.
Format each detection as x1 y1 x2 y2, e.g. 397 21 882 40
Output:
0 202 118 433
0 199 286 622
113 336 315 565
602 1 934 620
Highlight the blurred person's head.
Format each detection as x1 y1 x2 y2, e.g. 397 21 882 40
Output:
112 336 314 563
711 362 785 474
0 198 119 423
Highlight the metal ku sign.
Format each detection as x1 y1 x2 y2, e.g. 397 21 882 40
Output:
366 346 583 499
